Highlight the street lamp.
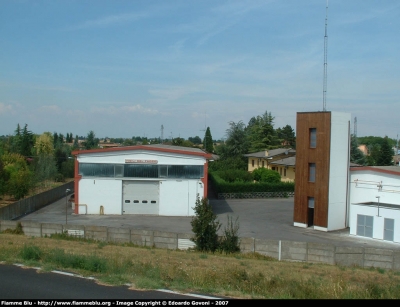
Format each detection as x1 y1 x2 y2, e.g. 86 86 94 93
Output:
376 196 380 217
66 189 71 225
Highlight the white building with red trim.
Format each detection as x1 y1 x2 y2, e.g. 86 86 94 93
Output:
71 145 211 216
349 166 400 243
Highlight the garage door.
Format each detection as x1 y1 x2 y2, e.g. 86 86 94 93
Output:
123 181 159 215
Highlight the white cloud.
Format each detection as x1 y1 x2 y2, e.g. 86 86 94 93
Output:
66 12 148 30
0 103 13 114
148 87 198 102
38 105 62 114
90 105 158 115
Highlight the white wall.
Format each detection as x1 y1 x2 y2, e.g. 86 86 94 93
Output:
349 170 400 243
78 150 205 166
327 112 351 231
350 170 400 206
350 204 400 243
159 179 202 216
76 149 207 216
78 178 122 215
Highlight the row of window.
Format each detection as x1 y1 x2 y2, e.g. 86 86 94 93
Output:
309 128 317 182
79 163 204 179
357 214 394 241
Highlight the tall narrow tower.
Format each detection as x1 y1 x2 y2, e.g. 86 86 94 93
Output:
323 0 329 111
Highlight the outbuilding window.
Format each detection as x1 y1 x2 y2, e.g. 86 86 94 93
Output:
384 218 394 241
357 214 373 238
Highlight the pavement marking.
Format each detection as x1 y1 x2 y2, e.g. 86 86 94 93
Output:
9 263 224 299
157 289 221 299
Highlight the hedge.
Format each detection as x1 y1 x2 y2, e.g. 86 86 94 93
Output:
209 171 295 194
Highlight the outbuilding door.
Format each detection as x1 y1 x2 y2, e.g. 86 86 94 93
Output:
122 181 159 215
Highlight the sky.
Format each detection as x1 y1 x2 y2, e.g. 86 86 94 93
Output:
1 0 399 141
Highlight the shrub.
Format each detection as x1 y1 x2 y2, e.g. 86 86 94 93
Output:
2 222 24 235
209 171 294 194
216 169 253 183
191 196 221 252
219 216 241 254
20 245 42 261
252 167 281 183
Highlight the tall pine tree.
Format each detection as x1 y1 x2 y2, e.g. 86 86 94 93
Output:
203 127 214 153
376 136 394 166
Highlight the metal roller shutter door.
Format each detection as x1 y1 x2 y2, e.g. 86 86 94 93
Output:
122 181 159 215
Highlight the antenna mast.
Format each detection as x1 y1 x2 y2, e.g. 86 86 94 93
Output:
323 0 328 111
354 117 357 137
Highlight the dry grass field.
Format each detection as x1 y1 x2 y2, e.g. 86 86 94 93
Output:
0 232 399 299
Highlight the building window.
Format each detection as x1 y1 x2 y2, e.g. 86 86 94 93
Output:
308 163 316 182
357 215 373 238
271 167 276 171
310 128 317 148
284 168 287 177
279 168 282 176
115 164 124 177
384 218 394 241
79 163 204 179
262 161 264 167
308 197 314 208
159 165 168 178
252 160 254 167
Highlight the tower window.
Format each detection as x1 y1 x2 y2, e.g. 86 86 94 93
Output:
309 163 316 182
310 128 317 148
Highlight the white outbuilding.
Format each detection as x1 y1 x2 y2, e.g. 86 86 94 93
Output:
72 145 212 216
349 166 400 243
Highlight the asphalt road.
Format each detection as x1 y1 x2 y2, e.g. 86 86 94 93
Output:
17 193 400 251
0 264 223 300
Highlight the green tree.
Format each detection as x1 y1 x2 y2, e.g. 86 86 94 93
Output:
73 135 79 150
122 139 135 146
2 153 31 199
350 135 366 166
142 138 149 145
7 168 32 200
276 125 296 148
11 124 22 154
203 127 214 153
252 167 281 183
366 144 381 166
33 153 58 187
247 111 280 152
54 147 68 172
191 196 221 252
188 136 202 145
20 124 35 157
60 158 74 179
84 131 99 150
376 136 394 166
0 159 8 197
224 121 249 158
34 132 54 155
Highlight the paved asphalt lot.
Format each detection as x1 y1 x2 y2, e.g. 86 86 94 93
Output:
17 191 400 251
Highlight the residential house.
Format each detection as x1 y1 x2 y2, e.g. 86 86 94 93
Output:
243 148 296 182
